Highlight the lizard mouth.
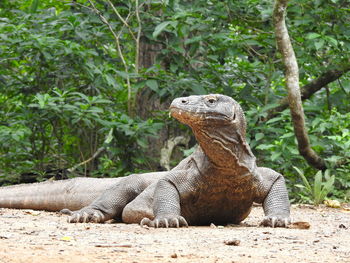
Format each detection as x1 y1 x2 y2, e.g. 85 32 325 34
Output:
169 106 231 124
169 106 196 119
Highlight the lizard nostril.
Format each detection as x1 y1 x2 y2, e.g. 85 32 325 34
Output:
181 99 188 104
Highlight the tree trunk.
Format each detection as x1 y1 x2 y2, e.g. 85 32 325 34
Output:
136 35 182 170
273 0 326 170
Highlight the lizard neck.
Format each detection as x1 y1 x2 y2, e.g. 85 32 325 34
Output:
192 124 256 172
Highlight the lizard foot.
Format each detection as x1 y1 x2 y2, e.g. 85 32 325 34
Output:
140 215 188 228
260 215 291 228
64 207 107 223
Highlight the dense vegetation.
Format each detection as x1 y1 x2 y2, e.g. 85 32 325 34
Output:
0 0 349 203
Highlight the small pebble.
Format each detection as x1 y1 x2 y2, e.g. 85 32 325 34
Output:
224 239 240 246
339 224 347 229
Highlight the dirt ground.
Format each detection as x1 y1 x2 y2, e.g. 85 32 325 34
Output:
0 205 349 263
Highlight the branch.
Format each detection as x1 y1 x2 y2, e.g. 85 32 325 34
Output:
135 0 142 74
267 63 350 118
106 0 137 42
160 136 190 171
273 0 326 170
87 0 133 115
68 147 105 173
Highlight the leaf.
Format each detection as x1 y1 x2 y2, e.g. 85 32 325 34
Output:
61 236 73 241
23 210 41 216
256 144 274 150
288 222 311 229
11 133 20 142
266 116 283 124
313 171 323 204
72 92 90 103
260 103 280 112
136 138 148 148
182 146 196 157
35 93 50 109
104 128 114 144
30 0 39 13
238 85 262 105
319 175 335 201
314 39 325 50
324 199 341 208
184 36 202 45
191 85 206 95
255 133 264 141
82 118 92 127
105 74 118 88
146 79 159 92
93 98 112 104
295 184 306 189
153 21 172 38
326 36 338 46
115 70 129 79
87 106 104 113
271 151 281 161
293 166 312 194
307 33 320 40
280 132 294 139
170 63 178 73
244 39 261 46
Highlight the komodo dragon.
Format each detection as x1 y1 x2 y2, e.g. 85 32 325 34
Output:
0 94 290 228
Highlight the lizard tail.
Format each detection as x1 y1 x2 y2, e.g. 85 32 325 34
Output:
0 177 120 211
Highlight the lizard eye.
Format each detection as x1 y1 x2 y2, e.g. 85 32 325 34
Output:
206 97 217 105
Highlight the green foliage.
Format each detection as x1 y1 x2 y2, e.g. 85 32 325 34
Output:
247 107 301 171
0 4 162 182
246 105 350 202
309 109 350 199
294 167 335 205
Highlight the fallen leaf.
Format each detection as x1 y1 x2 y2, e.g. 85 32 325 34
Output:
61 236 73 241
288 222 310 229
324 200 341 208
23 210 41 216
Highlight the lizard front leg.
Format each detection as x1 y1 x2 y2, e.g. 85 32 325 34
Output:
140 178 188 228
63 174 154 223
255 167 291 227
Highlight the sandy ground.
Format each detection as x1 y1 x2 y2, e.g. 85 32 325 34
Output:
0 205 349 263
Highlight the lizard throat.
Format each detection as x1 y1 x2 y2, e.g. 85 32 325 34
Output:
193 127 256 172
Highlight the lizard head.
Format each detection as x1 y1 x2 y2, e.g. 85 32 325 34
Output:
170 94 255 169
170 94 246 137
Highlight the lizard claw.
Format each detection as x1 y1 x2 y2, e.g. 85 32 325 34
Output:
59 208 73 215
140 215 188 228
67 207 106 223
260 215 291 228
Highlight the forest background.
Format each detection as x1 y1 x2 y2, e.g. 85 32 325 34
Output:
0 0 349 204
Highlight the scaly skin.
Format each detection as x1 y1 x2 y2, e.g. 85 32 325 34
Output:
0 94 291 228
0 177 121 211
